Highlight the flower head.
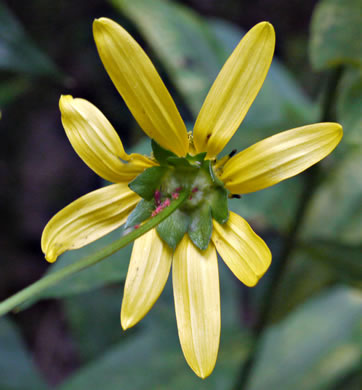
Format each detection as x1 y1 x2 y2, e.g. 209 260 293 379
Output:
41 18 342 378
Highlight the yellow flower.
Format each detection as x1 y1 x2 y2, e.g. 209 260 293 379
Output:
41 18 343 378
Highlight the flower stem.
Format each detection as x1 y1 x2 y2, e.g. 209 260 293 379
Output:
232 66 343 390
0 189 190 317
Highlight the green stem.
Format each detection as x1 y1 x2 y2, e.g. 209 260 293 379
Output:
232 66 343 390
0 190 189 317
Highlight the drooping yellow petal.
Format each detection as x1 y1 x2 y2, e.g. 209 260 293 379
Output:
221 123 343 194
193 22 275 158
41 183 140 263
60 95 155 183
212 212 271 287
93 18 189 157
173 236 220 378
121 229 172 330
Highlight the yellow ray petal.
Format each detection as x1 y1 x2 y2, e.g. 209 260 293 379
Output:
212 212 271 287
221 123 343 194
121 229 172 329
41 183 140 263
173 236 220 378
93 18 188 157
193 22 275 158
60 95 155 183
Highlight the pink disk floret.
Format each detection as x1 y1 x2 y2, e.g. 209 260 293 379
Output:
172 192 179 200
134 224 140 229
154 190 162 205
151 206 162 217
151 197 171 217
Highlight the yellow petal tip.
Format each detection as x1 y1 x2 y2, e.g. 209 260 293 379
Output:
44 252 57 264
253 21 275 39
336 123 343 135
92 18 106 35
93 17 115 32
59 94 73 110
261 21 274 28
190 363 214 379
93 17 106 26
120 316 134 331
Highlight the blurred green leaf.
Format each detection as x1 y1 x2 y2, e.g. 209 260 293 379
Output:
60 327 246 390
301 147 362 244
337 68 362 145
249 287 362 390
0 77 30 106
0 318 48 390
300 239 362 286
309 0 362 70
0 2 63 78
229 176 303 233
270 248 336 323
63 287 125 363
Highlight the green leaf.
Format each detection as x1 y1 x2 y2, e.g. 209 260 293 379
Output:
157 208 190 249
151 140 177 165
63 287 126 363
188 203 212 250
208 186 229 224
187 152 207 166
299 239 362 285
124 199 154 229
309 0 362 70
270 248 336 323
206 160 224 187
301 147 362 244
249 287 362 390
0 318 48 390
129 166 168 200
166 156 192 168
0 3 63 78
0 77 30 106
229 176 303 233
337 68 362 145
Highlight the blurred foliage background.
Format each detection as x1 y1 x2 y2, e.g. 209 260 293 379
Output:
0 0 361 389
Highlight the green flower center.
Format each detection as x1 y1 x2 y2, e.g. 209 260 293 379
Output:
126 141 229 250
